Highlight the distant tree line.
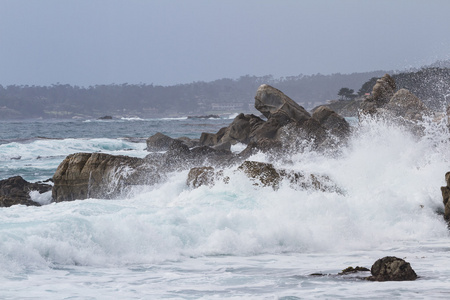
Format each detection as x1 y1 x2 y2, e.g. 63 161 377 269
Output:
0 71 386 119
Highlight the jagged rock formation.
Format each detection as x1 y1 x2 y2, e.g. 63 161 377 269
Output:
200 84 350 152
52 84 351 202
440 171 450 221
186 161 342 193
361 74 396 115
0 176 52 207
367 256 417 281
360 74 429 123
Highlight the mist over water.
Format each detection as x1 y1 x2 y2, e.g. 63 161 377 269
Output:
1 114 450 298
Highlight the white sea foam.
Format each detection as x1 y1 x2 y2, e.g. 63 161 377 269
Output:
1 115 450 298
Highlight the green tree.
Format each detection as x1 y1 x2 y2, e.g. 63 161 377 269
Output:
337 87 355 100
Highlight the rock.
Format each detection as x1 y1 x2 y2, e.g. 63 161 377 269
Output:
371 74 396 106
98 115 113 120
440 171 450 221
52 152 158 202
367 256 417 281
187 114 220 119
200 114 264 147
177 136 200 148
237 161 341 192
360 74 397 115
338 266 370 275
312 106 350 140
0 176 52 207
199 127 228 147
384 88 429 121
254 84 311 124
186 167 216 188
146 132 176 151
238 138 283 159
237 161 282 189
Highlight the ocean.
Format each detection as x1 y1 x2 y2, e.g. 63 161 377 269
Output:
1 115 450 299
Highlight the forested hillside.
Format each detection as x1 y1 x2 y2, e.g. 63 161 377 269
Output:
0 71 386 119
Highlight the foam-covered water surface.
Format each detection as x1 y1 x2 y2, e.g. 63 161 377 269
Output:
0 116 450 298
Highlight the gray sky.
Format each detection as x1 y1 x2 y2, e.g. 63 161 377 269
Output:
1 0 449 86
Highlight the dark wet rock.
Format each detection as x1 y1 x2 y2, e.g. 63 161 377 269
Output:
146 132 177 151
177 136 200 148
0 176 52 207
367 256 417 281
98 115 113 120
338 266 370 275
200 114 264 147
238 138 283 159
312 106 350 140
197 85 349 154
187 114 220 119
440 171 450 221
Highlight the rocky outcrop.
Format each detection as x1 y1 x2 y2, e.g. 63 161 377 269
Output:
0 176 52 207
147 132 200 151
53 144 239 202
146 132 177 151
312 106 350 139
199 85 349 154
52 153 158 202
367 256 417 281
255 84 311 124
440 171 450 221
360 74 429 124
384 88 429 121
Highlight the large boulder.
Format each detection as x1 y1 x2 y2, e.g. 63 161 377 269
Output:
440 171 450 221
312 106 350 139
52 153 157 202
384 88 429 121
146 132 176 151
367 256 417 281
254 84 311 124
0 176 52 207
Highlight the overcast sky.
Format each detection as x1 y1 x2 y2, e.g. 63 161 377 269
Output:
1 0 449 86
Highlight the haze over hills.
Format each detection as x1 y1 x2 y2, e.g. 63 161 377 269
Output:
1 61 450 120
0 70 387 119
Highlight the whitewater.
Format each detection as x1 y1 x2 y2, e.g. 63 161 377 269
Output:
1 115 450 299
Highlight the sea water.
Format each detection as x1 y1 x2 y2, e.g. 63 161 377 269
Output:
0 115 450 299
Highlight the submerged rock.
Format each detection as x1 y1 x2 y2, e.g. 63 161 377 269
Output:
338 266 370 275
0 176 52 207
367 256 417 281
